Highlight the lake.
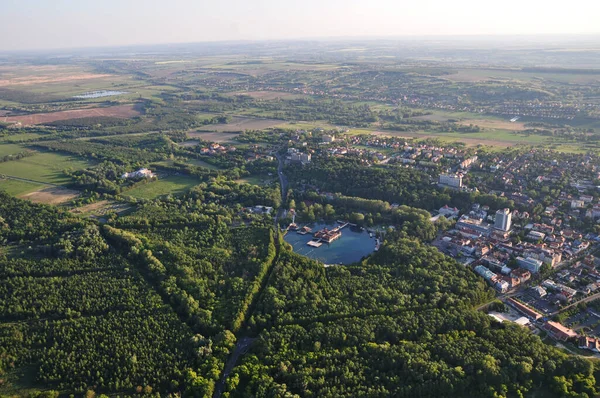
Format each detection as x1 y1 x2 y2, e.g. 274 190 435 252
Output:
284 222 377 265
73 90 127 99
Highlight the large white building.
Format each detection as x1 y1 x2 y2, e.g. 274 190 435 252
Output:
494 208 512 232
439 173 463 188
517 256 543 274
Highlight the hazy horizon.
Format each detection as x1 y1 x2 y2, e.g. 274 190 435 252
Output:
1 0 599 52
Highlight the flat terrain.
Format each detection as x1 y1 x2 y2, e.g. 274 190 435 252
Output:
458 118 527 131
70 200 132 217
124 175 200 199
0 178 43 196
0 65 112 86
235 174 273 186
19 186 79 205
185 158 222 169
187 131 241 142
198 117 282 132
0 143 30 157
229 91 303 100
178 140 200 147
0 152 94 184
2 104 140 125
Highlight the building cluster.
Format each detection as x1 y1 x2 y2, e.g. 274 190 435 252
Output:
435 203 596 297
200 142 237 155
286 148 311 164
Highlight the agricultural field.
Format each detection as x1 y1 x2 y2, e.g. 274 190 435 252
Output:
2 104 140 125
0 178 43 196
124 175 200 199
0 151 94 185
0 64 112 87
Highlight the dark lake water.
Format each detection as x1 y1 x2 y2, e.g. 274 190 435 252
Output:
284 222 377 265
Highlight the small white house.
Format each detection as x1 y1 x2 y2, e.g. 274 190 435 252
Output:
122 168 155 179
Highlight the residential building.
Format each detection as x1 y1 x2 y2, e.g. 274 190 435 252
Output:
544 321 578 341
530 286 547 298
456 215 491 236
439 205 460 218
439 173 463 188
510 268 531 283
579 336 600 352
494 208 512 232
517 256 543 273
571 200 585 209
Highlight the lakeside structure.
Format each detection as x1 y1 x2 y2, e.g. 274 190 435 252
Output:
313 224 345 244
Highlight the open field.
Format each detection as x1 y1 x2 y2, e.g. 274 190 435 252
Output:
2 104 140 125
0 152 94 184
185 158 222 169
235 174 274 186
178 140 199 147
228 91 303 100
0 132 48 143
19 186 79 205
125 175 200 199
197 117 283 132
0 178 43 196
411 111 528 130
369 130 536 147
458 118 527 131
70 200 132 217
187 131 241 142
443 67 600 84
0 72 112 86
0 143 30 157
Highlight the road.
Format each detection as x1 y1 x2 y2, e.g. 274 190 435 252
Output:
214 150 288 398
213 337 256 397
551 292 600 317
275 152 288 223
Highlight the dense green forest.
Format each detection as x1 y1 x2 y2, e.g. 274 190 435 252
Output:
1 41 600 398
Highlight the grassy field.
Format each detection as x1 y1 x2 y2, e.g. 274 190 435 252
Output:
0 143 28 157
185 158 221 169
0 152 94 184
125 175 200 199
0 178 44 196
0 132 48 143
235 174 274 186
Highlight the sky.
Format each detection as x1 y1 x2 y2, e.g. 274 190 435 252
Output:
1 0 599 51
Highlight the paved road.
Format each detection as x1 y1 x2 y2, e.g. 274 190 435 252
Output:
551 292 600 317
213 337 256 397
